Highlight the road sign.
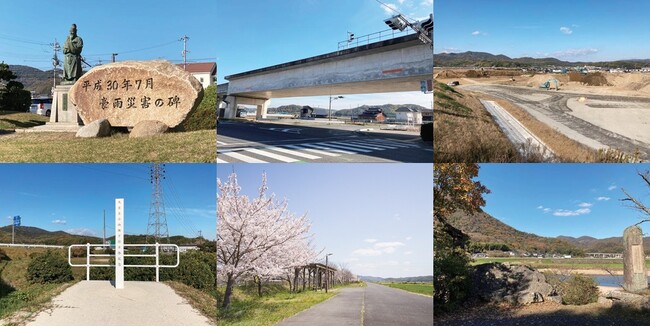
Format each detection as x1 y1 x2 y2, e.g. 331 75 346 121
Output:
13 216 21 227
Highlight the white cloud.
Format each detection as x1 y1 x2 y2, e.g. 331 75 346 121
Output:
537 205 544 209
608 185 617 191
381 3 398 15
344 257 360 263
439 47 461 54
551 48 599 59
471 31 481 36
597 196 611 201
51 219 66 225
560 26 573 35
352 241 406 256
393 213 401 221
405 236 413 241
352 248 382 256
404 251 413 255
364 238 378 243
537 205 552 213
553 208 591 217
421 0 433 6
398 0 406 4
578 202 593 208
65 228 97 237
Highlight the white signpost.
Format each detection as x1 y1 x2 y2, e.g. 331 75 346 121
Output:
115 198 124 289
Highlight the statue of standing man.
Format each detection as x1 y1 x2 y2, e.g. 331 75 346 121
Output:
62 24 83 84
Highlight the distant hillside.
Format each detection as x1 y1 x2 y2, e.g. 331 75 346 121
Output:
359 275 433 283
446 211 583 255
8 64 63 96
0 225 101 245
557 235 650 253
0 225 207 246
434 51 650 69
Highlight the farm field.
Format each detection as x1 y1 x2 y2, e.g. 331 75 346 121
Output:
378 282 433 296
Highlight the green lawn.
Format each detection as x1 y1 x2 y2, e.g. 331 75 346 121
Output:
379 282 433 296
0 129 215 162
472 257 650 270
0 111 48 131
217 283 342 325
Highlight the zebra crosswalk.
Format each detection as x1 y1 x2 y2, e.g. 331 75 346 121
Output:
217 138 422 163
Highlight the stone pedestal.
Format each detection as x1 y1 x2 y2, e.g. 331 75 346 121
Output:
623 225 648 292
50 84 82 126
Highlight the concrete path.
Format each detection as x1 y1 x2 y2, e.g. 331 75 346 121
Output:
276 283 433 326
26 281 212 326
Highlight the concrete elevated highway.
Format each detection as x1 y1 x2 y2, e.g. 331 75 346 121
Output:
219 33 433 119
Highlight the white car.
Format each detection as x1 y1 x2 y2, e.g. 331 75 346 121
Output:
30 97 53 116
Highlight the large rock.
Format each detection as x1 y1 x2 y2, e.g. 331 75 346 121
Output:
471 263 561 305
129 120 169 138
75 118 111 138
69 60 203 128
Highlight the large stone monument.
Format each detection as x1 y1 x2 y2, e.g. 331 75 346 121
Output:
69 60 203 129
623 225 648 292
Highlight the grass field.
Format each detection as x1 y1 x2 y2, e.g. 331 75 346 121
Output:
379 282 433 296
216 283 341 325
0 112 48 131
472 257 650 270
0 247 76 325
0 129 215 162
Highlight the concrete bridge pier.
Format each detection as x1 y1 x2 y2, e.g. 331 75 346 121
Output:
225 95 270 119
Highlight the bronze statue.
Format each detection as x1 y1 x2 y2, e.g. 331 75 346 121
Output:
62 24 83 84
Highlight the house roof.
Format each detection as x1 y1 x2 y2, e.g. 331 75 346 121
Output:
177 62 216 75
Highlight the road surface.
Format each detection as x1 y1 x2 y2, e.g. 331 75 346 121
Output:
25 281 212 326
480 100 554 160
277 283 433 326
217 120 432 163
464 84 650 160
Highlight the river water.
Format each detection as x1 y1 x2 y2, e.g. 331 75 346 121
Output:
589 274 650 287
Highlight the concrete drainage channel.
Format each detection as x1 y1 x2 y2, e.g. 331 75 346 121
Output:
480 100 555 161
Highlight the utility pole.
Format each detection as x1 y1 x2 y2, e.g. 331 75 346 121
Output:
111 53 118 63
180 35 190 70
50 39 60 90
198 230 202 238
146 164 170 244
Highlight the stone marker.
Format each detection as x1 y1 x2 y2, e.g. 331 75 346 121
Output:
129 120 169 138
75 118 111 138
69 60 203 128
623 225 648 292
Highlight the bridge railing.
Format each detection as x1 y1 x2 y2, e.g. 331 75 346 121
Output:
337 28 414 51
68 243 179 282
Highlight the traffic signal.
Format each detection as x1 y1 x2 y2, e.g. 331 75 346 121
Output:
384 14 409 31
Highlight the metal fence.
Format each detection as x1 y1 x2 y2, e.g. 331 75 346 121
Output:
337 28 414 51
68 243 179 282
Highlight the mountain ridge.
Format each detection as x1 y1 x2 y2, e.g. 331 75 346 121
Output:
434 51 650 69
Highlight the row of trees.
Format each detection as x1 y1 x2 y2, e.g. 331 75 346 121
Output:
217 172 318 309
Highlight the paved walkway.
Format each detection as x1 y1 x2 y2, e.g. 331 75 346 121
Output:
277 283 433 326
26 281 211 326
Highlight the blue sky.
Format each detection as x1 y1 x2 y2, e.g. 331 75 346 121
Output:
435 0 650 61
0 0 217 69
1 164 216 240
478 164 650 239
217 0 433 108
217 163 433 278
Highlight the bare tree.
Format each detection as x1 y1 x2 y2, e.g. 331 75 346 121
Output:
621 170 650 225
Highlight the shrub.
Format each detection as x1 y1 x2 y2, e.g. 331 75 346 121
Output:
26 251 73 284
434 222 471 314
181 84 216 131
420 122 433 142
560 274 599 305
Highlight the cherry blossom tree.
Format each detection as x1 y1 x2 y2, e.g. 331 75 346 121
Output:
217 172 315 309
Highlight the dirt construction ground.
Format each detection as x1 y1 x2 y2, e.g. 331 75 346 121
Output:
436 70 650 160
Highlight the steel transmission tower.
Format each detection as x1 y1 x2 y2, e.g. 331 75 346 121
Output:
146 164 170 244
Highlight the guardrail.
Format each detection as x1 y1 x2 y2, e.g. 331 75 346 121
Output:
0 243 64 249
337 28 414 51
68 243 179 282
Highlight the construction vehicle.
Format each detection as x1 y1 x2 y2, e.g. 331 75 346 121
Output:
540 79 560 90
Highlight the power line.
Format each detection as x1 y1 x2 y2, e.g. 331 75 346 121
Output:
374 0 415 22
